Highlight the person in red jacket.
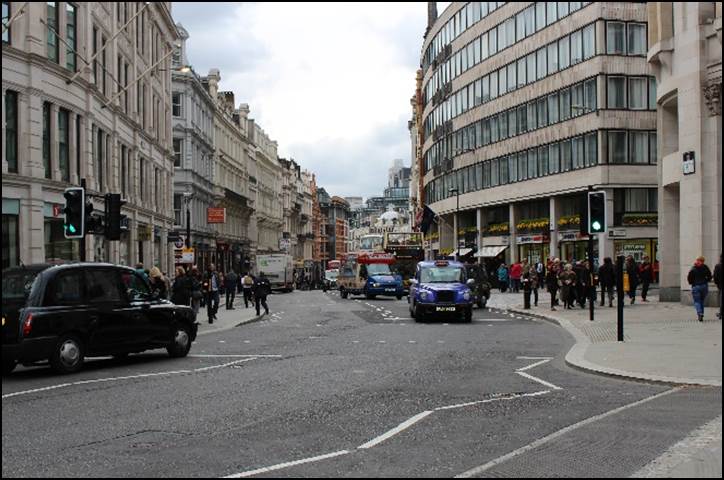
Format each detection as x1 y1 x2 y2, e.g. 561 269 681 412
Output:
510 261 523 293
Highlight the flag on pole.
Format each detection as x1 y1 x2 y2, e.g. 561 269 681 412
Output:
420 205 436 235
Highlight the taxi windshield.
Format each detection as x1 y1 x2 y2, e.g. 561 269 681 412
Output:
420 266 464 283
366 263 392 276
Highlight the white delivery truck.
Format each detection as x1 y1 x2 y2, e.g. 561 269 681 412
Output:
256 254 294 292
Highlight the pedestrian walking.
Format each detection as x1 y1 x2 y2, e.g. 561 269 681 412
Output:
714 254 722 320
625 256 640 305
558 264 577 309
597 257 615 307
242 272 255 308
497 264 509 293
687 256 713 322
189 266 203 317
253 271 271 316
149 267 168 299
204 264 221 324
545 259 560 311
510 261 523 293
522 266 539 309
225 269 239 310
171 266 192 306
639 255 653 302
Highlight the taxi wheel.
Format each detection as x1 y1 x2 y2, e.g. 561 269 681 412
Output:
50 334 85 374
413 303 426 323
167 324 192 358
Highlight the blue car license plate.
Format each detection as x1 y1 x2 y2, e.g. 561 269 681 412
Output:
436 306 456 312
385 288 396 292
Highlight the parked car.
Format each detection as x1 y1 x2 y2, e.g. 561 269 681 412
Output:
2 263 198 375
408 260 474 323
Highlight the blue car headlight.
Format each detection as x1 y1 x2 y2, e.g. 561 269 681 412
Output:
373 283 381 288
420 291 430 301
462 290 471 301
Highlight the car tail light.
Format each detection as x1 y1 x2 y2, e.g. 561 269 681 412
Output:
22 313 33 337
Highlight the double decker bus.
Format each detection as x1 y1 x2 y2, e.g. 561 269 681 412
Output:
359 234 384 253
384 232 425 294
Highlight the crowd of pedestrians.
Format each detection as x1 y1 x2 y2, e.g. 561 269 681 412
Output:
131 262 276 324
490 253 722 321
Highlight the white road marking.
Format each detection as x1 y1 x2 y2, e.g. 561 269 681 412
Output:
437 340 445 344
357 411 433 449
352 340 360 344
517 356 553 360
435 390 550 411
2 358 260 399
408 340 417 344
243 341 251 344
378 340 386 344
516 371 562 391
455 388 683 478
516 358 552 372
474 318 511 322
223 450 351 478
189 354 282 358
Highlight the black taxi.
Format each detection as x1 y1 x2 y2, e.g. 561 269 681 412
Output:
2 263 198 374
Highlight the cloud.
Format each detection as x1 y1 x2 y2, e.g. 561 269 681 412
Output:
171 2 426 197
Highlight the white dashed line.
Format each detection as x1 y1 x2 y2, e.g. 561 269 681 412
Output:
224 450 351 478
357 411 433 449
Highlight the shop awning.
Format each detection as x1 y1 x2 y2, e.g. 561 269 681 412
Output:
475 246 508 258
455 248 474 257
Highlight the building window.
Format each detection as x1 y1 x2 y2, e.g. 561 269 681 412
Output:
95 127 105 190
92 26 98 85
627 23 647 55
173 138 182 167
75 115 81 181
102 35 107 95
139 157 145 200
606 21 625 54
121 144 127 199
2 207 20 270
5 90 18 173
43 102 52 179
607 76 627 108
154 168 160 209
174 194 182 226
3 1 11 44
648 77 657 110
628 77 648 110
47 2 59 63
608 131 627 164
559 36 570 69
629 131 649 164
172 92 182 117
59 108 70 182
570 29 583 65
66 3 77 71
583 23 595 59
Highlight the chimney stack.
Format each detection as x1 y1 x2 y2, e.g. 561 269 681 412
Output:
426 2 438 37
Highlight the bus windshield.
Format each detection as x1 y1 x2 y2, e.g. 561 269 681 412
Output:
365 263 392 276
360 235 383 251
420 266 465 283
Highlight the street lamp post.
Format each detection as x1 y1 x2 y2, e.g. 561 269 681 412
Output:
449 188 459 262
183 192 193 249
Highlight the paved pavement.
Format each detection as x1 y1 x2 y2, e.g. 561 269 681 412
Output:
196 293 264 336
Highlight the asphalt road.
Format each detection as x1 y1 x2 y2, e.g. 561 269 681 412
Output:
2 290 721 478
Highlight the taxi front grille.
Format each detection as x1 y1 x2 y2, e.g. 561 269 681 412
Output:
436 290 455 303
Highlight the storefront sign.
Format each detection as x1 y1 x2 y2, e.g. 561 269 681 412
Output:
608 229 627 238
181 247 195 263
559 231 589 242
138 225 152 241
682 151 696 175
517 234 549 244
207 207 226 224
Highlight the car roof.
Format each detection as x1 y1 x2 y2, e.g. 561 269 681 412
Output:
418 261 465 267
4 262 135 275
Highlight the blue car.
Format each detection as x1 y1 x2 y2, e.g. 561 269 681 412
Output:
408 260 474 322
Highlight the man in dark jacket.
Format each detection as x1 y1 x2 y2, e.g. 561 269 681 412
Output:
225 269 239 310
625 256 640 305
203 264 221 324
573 261 589 309
598 257 615 307
638 255 654 302
253 272 271 316
688 256 713 322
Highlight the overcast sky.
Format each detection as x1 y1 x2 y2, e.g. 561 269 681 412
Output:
171 2 446 199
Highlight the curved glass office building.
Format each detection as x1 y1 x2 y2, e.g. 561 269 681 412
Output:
417 2 658 268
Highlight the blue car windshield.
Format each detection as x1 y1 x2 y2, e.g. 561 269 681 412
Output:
366 263 392 276
420 266 464 283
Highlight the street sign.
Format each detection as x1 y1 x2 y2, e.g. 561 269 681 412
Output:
174 235 185 249
181 247 195 263
207 207 226 223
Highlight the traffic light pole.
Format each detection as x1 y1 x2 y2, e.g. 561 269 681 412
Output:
588 233 594 321
80 178 86 262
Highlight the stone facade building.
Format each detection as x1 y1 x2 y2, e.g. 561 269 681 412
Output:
647 2 722 304
418 2 658 267
3 2 178 272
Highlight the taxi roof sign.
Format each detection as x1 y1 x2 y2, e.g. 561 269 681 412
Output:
434 260 449 267
356 252 396 265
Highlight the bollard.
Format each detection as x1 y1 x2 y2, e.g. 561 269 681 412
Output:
616 255 625 342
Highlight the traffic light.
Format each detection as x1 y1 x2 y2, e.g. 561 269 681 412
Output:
587 191 607 235
63 187 85 239
105 193 126 240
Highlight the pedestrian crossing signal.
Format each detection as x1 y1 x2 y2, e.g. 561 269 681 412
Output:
587 191 607 235
63 187 85 239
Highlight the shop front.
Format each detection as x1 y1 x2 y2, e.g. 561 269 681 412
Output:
517 234 550 264
558 231 597 264
614 238 658 264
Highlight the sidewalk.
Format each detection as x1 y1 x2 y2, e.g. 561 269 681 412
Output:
196 295 263 336
488 291 722 386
